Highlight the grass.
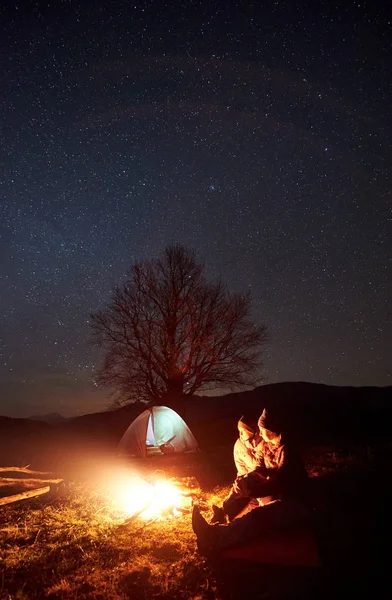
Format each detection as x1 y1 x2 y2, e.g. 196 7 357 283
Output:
0 471 230 599
0 443 386 600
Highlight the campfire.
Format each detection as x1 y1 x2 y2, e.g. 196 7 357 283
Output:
110 474 197 522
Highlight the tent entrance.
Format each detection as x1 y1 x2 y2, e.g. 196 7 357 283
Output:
146 414 156 447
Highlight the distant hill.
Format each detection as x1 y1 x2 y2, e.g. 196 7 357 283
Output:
29 413 67 424
186 382 392 446
1 382 391 469
56 403 144 443
0 415 54 468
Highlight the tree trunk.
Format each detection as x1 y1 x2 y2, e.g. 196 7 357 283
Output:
160 388 187 419
166 373 184 396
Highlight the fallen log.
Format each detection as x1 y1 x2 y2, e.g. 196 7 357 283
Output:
0 477 63 485
0 485 51 506
0 467 57 476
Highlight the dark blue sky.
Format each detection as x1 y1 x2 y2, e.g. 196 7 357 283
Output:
1 1 391 418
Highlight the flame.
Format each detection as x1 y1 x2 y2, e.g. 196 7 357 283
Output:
111 476 191 520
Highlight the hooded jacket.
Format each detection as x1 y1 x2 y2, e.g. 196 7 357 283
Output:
233 435 263 476
244 437 309 504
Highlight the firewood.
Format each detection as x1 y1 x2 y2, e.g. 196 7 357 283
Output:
0 467 57 476
0 486 50 506
0 477 63 485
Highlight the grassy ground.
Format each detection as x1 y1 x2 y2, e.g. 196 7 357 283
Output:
0 479 230 600
0 442 389 600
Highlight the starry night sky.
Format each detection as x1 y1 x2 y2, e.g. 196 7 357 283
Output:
1 1 391 418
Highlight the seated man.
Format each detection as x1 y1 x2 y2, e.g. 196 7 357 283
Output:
237 408 309 506
211 415 264 523
193 408 311 555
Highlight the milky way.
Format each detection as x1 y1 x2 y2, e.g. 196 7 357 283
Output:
1 1 391 417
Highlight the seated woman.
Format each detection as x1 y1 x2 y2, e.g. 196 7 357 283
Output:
193 408 311 555
211 415 265 524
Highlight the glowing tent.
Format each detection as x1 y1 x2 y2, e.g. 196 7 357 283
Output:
118 406 199 458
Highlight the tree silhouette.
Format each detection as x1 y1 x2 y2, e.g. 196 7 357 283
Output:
91 245 267 406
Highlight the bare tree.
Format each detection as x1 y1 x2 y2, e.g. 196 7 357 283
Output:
91 245 267 406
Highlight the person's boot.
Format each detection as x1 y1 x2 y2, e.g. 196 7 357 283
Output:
192 505 218 555
210 504 227 524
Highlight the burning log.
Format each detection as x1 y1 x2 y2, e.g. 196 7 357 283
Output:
114 474 199 523
121 497 154 526
167 476 200 498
